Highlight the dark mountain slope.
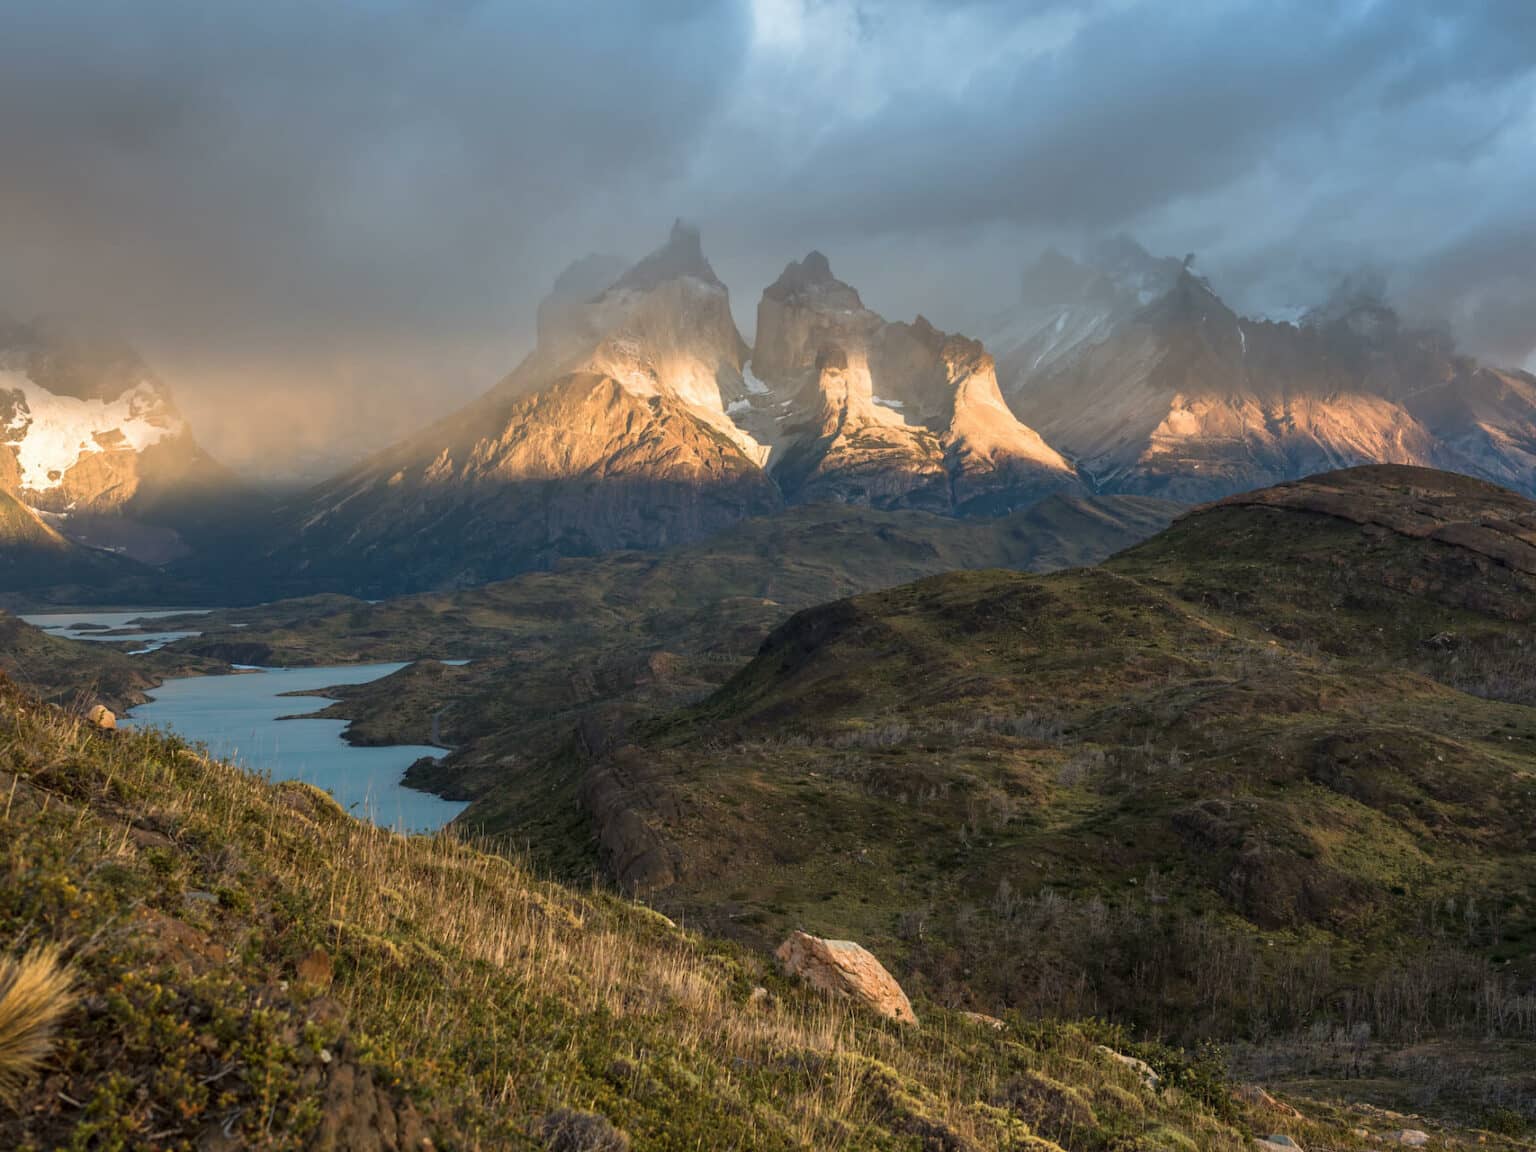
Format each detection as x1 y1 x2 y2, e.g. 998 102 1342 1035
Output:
575 467 1536 1085
243 372 780 598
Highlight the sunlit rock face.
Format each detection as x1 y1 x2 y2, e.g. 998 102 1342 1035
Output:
997 252 1536 502
502 221 765 463
936 338 1078 515
262 223 782 594
749 253 1078 512
771 346 951 510
0 318 231 562
752 251 882 384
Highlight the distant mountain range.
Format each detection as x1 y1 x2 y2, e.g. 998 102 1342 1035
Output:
987 239 1536 501
3 226 1533 598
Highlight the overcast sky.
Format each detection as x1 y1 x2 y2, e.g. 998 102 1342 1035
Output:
1 0 1532 475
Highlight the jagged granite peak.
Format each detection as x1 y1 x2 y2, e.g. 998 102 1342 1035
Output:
1083 233 1186 294
255 223 773 594
763 250 857 305
751 251 881 388
491 220 764 463
748 256 1078 514
986 238 1184 394
1002 261 1536 503
611 218 721 292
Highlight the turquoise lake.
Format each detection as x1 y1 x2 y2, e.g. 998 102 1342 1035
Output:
125 662 467 833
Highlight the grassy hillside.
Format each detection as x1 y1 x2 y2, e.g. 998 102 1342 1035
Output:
568 467 1536 1126
0 677 1387 1152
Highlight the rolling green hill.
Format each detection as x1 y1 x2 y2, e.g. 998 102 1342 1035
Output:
561 466 1536 1125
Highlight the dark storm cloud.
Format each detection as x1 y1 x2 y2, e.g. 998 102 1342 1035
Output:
729 1 1535 268
694 0 1536 365
0 0 748 350
0 0 1532 472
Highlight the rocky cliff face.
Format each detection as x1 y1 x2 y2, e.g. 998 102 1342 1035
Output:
257 224 780 595
255 236 1087 594
0 319 236 564
771 346 951 510
995 252 1536 502
183 231 1536 598
749 253 1078 513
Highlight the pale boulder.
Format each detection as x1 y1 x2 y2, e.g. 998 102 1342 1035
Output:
86 704 116 731
774 930 917 1025
960 1010 1006 1032
1094 1045 1161 1090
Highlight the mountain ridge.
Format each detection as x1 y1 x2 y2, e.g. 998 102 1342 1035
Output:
5 230 1536 601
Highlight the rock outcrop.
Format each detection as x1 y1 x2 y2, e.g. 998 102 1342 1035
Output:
1231 1084 1303 1119
1093 1045 1160 1090
774 930 917 1025
749 253 1077 513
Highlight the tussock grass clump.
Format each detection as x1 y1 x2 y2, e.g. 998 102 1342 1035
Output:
0 945 75 1105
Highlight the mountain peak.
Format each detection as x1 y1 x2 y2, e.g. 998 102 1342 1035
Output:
1141 266 1232 328
764 250 860 306
612 218 721 292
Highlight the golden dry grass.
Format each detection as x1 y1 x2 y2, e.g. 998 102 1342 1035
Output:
0 945 75 1106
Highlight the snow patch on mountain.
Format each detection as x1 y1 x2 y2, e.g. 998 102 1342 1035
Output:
742 360 770 395
2 372 182 492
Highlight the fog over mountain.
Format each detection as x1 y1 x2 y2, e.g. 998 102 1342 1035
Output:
0 0 1532 476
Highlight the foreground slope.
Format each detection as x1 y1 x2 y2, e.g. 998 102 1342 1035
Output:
0 678 1333 1152
575 467 1536 1116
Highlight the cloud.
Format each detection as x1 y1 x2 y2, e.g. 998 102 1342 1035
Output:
0 0 1532 473
702 0 1536 361
0 0 749 469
